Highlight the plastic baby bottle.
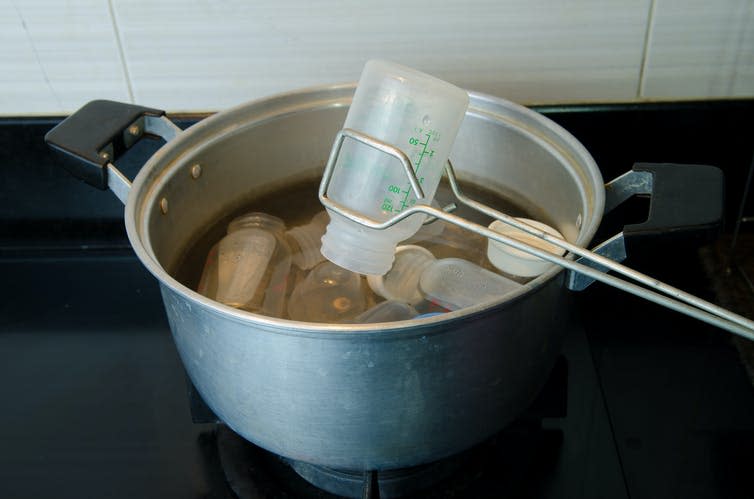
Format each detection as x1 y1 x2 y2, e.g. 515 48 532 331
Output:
216 213 292 317
197 242 219 299
320 60 469 275
419 258 522 311
287 261 367 323
286 211 329 270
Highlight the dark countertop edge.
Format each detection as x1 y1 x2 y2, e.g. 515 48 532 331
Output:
532 98 754 114
4 98 753 123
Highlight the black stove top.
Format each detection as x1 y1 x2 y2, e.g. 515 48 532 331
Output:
0 255 619 499
2 100 754 498
1 251 752 498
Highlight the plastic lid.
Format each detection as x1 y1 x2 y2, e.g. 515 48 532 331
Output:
487 218 566 278
366 245 436 305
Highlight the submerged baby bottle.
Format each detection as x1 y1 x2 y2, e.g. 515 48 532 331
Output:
197 242 219 299
320 60 469 275
419 258 522 311
287 261 367 323
215 213 292 317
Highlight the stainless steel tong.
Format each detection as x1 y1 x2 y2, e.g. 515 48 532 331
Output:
319 128 754 341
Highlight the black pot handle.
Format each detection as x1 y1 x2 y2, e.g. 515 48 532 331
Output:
568 162 724 290
620 163 724 249
44 100 182 204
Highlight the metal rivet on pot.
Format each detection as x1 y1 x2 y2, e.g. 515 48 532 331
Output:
160 197 169 214
99 151 110 161
576 213 583 229
190 164 202 179
128 124 141 136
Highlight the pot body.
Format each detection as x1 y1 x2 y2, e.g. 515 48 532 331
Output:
125 85 604 470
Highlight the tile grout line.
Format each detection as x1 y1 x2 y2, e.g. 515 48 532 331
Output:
10 0 63 110
727 1 752 94
107 0 135 103
637 0 658 99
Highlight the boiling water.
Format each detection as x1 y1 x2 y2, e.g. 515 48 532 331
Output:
172 178 546 321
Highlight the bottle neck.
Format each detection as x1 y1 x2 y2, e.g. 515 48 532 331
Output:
228 212 286 234
320 215 405 275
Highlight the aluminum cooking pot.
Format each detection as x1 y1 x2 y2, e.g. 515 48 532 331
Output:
44 85 723 471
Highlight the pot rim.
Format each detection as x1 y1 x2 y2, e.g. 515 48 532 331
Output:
124 83 604 334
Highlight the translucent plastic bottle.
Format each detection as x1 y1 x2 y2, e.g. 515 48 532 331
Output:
402 201 446 244
216 212 292 317
320 60 469 275
419 258 521 311
418 221 489 267
197 242 219 299
287 261 367 323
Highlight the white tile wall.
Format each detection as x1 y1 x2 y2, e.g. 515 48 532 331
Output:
641 0 754 98
111 0 651 111
0 0 751 116
0 0 130 115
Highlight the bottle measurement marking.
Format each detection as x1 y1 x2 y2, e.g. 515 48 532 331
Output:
395 132 433 212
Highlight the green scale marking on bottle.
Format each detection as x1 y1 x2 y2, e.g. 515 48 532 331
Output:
381 128 438 214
